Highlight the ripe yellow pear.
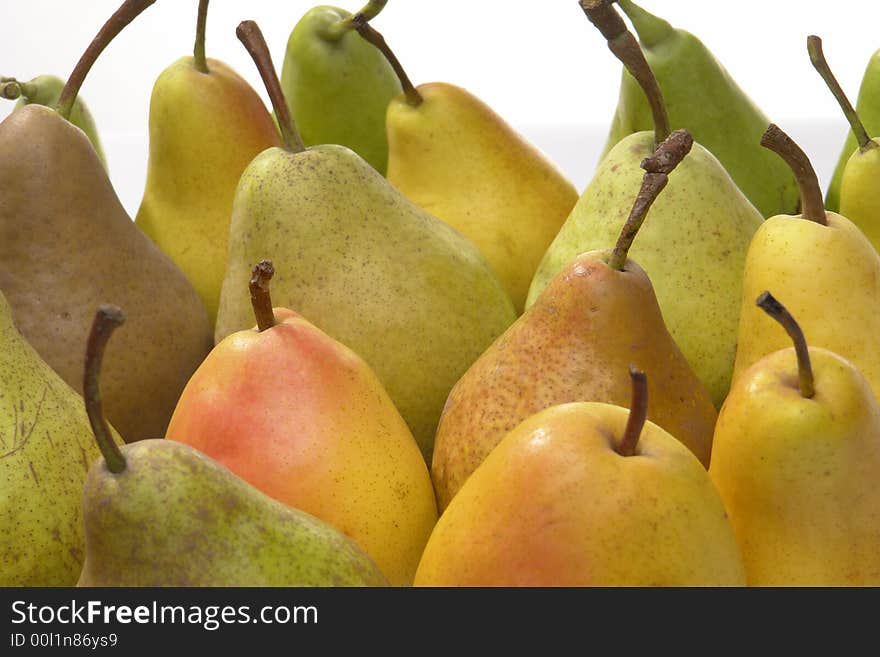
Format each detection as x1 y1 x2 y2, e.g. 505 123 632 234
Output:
416 372 746 587
711 292 880 585
136 0 281 323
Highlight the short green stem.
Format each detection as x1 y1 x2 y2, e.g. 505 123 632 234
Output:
760 124 827 225
756 291 815 398
353 16 422 106
1 79 21 100
322 0 388 41
83 305 127 474
617 366 648 457
193 0 210 74
249 260 277 332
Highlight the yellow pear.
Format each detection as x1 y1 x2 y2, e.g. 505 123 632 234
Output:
416 371 746 587
136 0 281 324
711 292 880 585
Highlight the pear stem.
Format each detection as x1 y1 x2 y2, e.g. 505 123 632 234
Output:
56 0 157 121
1 79 22 100
237 20 305 153
193 0 210 74
617 366 648 457
353 17 422 107
808 35 875 152
580 0 669 145
83 305 127 474
760 124 827 225
756 291 815 399
608 129 693 270
249 260 277 332
323 0 388 40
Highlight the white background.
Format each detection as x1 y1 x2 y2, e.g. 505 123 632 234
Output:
1 0 878 216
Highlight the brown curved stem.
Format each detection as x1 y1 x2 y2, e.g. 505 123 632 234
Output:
57 0 157 121
249 260 276 332
756 291 815 398
760 124 826 225
83 305 127 473
194 0 210 74
324 0 388 40
353 17 422 106
608 129 693 270
617 366 648 457
237 20 305 153
580 0 669 145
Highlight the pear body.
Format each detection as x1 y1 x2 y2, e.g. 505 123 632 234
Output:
0 291 107 585
280 5 401 174
827 48 880 211
167 308 437 586
386 82 579 312
78 440 389 587
433 253 716 511
839 143 880 253
529 132 763 407
733 212 880 400
0 105 213 442
606 0 798 218
711 347 880 585
136 57 281 324
416 403 746 586
12 74 107 170
215 144 516 460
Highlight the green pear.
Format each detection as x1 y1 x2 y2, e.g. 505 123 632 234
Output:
0 289 109 586
1 74 107 170
215 21 515 462
77 306 388 587
280 1 401 174
808 36 880 252
135 0 281 324
529 1 763 407
0 0 213 442
732 124 880 402
826 47 880 212
711 292 880 585
604 0 798 218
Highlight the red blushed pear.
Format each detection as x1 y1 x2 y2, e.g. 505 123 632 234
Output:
415 369 746 587
166 261 438 587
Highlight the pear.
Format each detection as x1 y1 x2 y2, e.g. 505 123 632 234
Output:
1 74 107 169
529 1 763 407
279 1 401 174
416 370 746 586
135 0 281 324
354 20 578 312
826 47 880 212
77 306 388 587
432 130 717 511
711 292 880 585
215 21 516 461
168 261 437 586
733 124 880 402
808 36 880 253
0 0 213 442
605 0 798 218
0 289 109 586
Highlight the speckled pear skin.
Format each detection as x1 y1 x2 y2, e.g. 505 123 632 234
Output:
0 290 106 586
0 105 214 442
215 144 517 461
77 440 389 587
280 5 402 174
528 131 763 407
432 253 717 511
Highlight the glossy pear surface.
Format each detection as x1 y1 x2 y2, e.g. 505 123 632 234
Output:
839 143 880 253
711 347 880 585
433 253 716 511
78 440 389 587
606 0 798 218
215 144 516 460
529 131 763 407
386 82 579 311
733 212 880 400
167 308 437 586
280 5 401 173
416 402 746 586
0 105 213 441
136 56 281 323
